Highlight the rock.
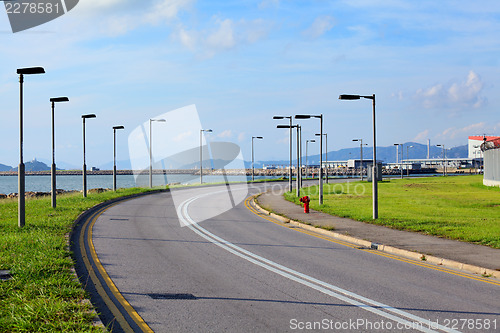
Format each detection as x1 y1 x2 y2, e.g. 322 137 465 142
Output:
0 194 6 199
87 188 110 194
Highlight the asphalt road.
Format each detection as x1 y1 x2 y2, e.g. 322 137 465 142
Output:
81 181 500 332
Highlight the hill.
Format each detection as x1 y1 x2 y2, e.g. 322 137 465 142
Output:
253 142 469 167
11 158 50 172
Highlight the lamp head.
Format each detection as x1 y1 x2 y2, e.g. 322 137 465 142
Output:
113 126 125 130
50 97 69 103
82 114 96 119
295 115 311 119
17 67 45 75
339 94 360 100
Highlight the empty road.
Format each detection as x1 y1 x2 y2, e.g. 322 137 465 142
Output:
76 181 500 332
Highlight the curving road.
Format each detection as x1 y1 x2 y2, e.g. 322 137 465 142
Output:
75 181 500 332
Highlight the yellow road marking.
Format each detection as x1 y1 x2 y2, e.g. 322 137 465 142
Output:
80 199 154 333
245 196 500 287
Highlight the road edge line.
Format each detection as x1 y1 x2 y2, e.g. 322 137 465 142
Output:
251 194 500 280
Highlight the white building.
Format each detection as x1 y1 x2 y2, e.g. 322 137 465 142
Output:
468 136 500 159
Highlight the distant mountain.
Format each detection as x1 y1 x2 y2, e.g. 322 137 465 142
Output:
11 158 50 172
0 163 12 171
253 142 469 167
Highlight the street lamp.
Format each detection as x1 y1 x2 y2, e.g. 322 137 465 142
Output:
305 139 316 179
437 144 446 176
251 136 264 181
316 133 328 183
273 116 293 192
339 94 378 219
406 145 413 176
352 138 366 181
16 67 45 228
295 114 324 205
278 124 301 197
49 96 68 208
149 118 166 188
112 126 125 191
200 129 212 184
394 143 403 179
82 114 96 197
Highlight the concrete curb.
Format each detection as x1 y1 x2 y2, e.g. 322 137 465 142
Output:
252 194 500 280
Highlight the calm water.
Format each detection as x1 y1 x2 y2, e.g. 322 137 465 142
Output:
0 174 277 194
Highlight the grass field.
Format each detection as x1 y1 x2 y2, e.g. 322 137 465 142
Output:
284 175 500 249
0 188 157 332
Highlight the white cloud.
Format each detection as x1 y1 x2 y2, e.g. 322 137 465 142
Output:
258 0 279 10
414 71 486 110
206 19 236 50
436 122 487 140
173 130 193 142
145 0 194 25
217 130 233 138
303 16 336 39
174 17 272 57
413 129 429 142
238 132 245 142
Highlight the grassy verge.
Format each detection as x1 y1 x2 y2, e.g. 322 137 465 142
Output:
0 187 160 332
284 175 500 248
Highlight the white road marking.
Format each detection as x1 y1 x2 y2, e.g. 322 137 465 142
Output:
177 190 461 333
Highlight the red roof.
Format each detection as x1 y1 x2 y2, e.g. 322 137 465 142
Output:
469 135 500 141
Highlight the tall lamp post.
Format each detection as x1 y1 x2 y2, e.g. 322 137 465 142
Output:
82 114 96 197
394 143 403 179
305 139 316 179
316 133 328 183
406 145 413 176
352 138 366 181
17 66 45 227
251 136 264 181
49 97 68 208
295 114 324 205
200 129 212 184
277 124 301 197
112 126 125 191
437 144 446 176
339 94 378 219
273 116 293 192
149 118 166 188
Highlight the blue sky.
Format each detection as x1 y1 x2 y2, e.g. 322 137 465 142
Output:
1 0 500 168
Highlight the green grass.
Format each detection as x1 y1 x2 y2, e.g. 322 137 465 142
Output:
284 175 500 248
0 187 159 332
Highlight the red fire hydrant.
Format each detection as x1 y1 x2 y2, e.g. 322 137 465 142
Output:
299 196 310 213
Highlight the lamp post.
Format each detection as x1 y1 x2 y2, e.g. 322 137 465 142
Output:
16 67 45 228
200 129 212 184
149 118 166 188
82 114 96 197
394 143 403 179
437 144 446 176
352 138 366 181
49 96 68 208
305 139 316 179
316 133 328 183
406 145 413 176
273 116 293 192
295 114 324 205
339 94 378 219
277 124 301 197
251 136 264 181
112 126 125 191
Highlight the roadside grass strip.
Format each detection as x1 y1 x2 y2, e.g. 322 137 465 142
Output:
0 188 156 332
284 175 500 249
